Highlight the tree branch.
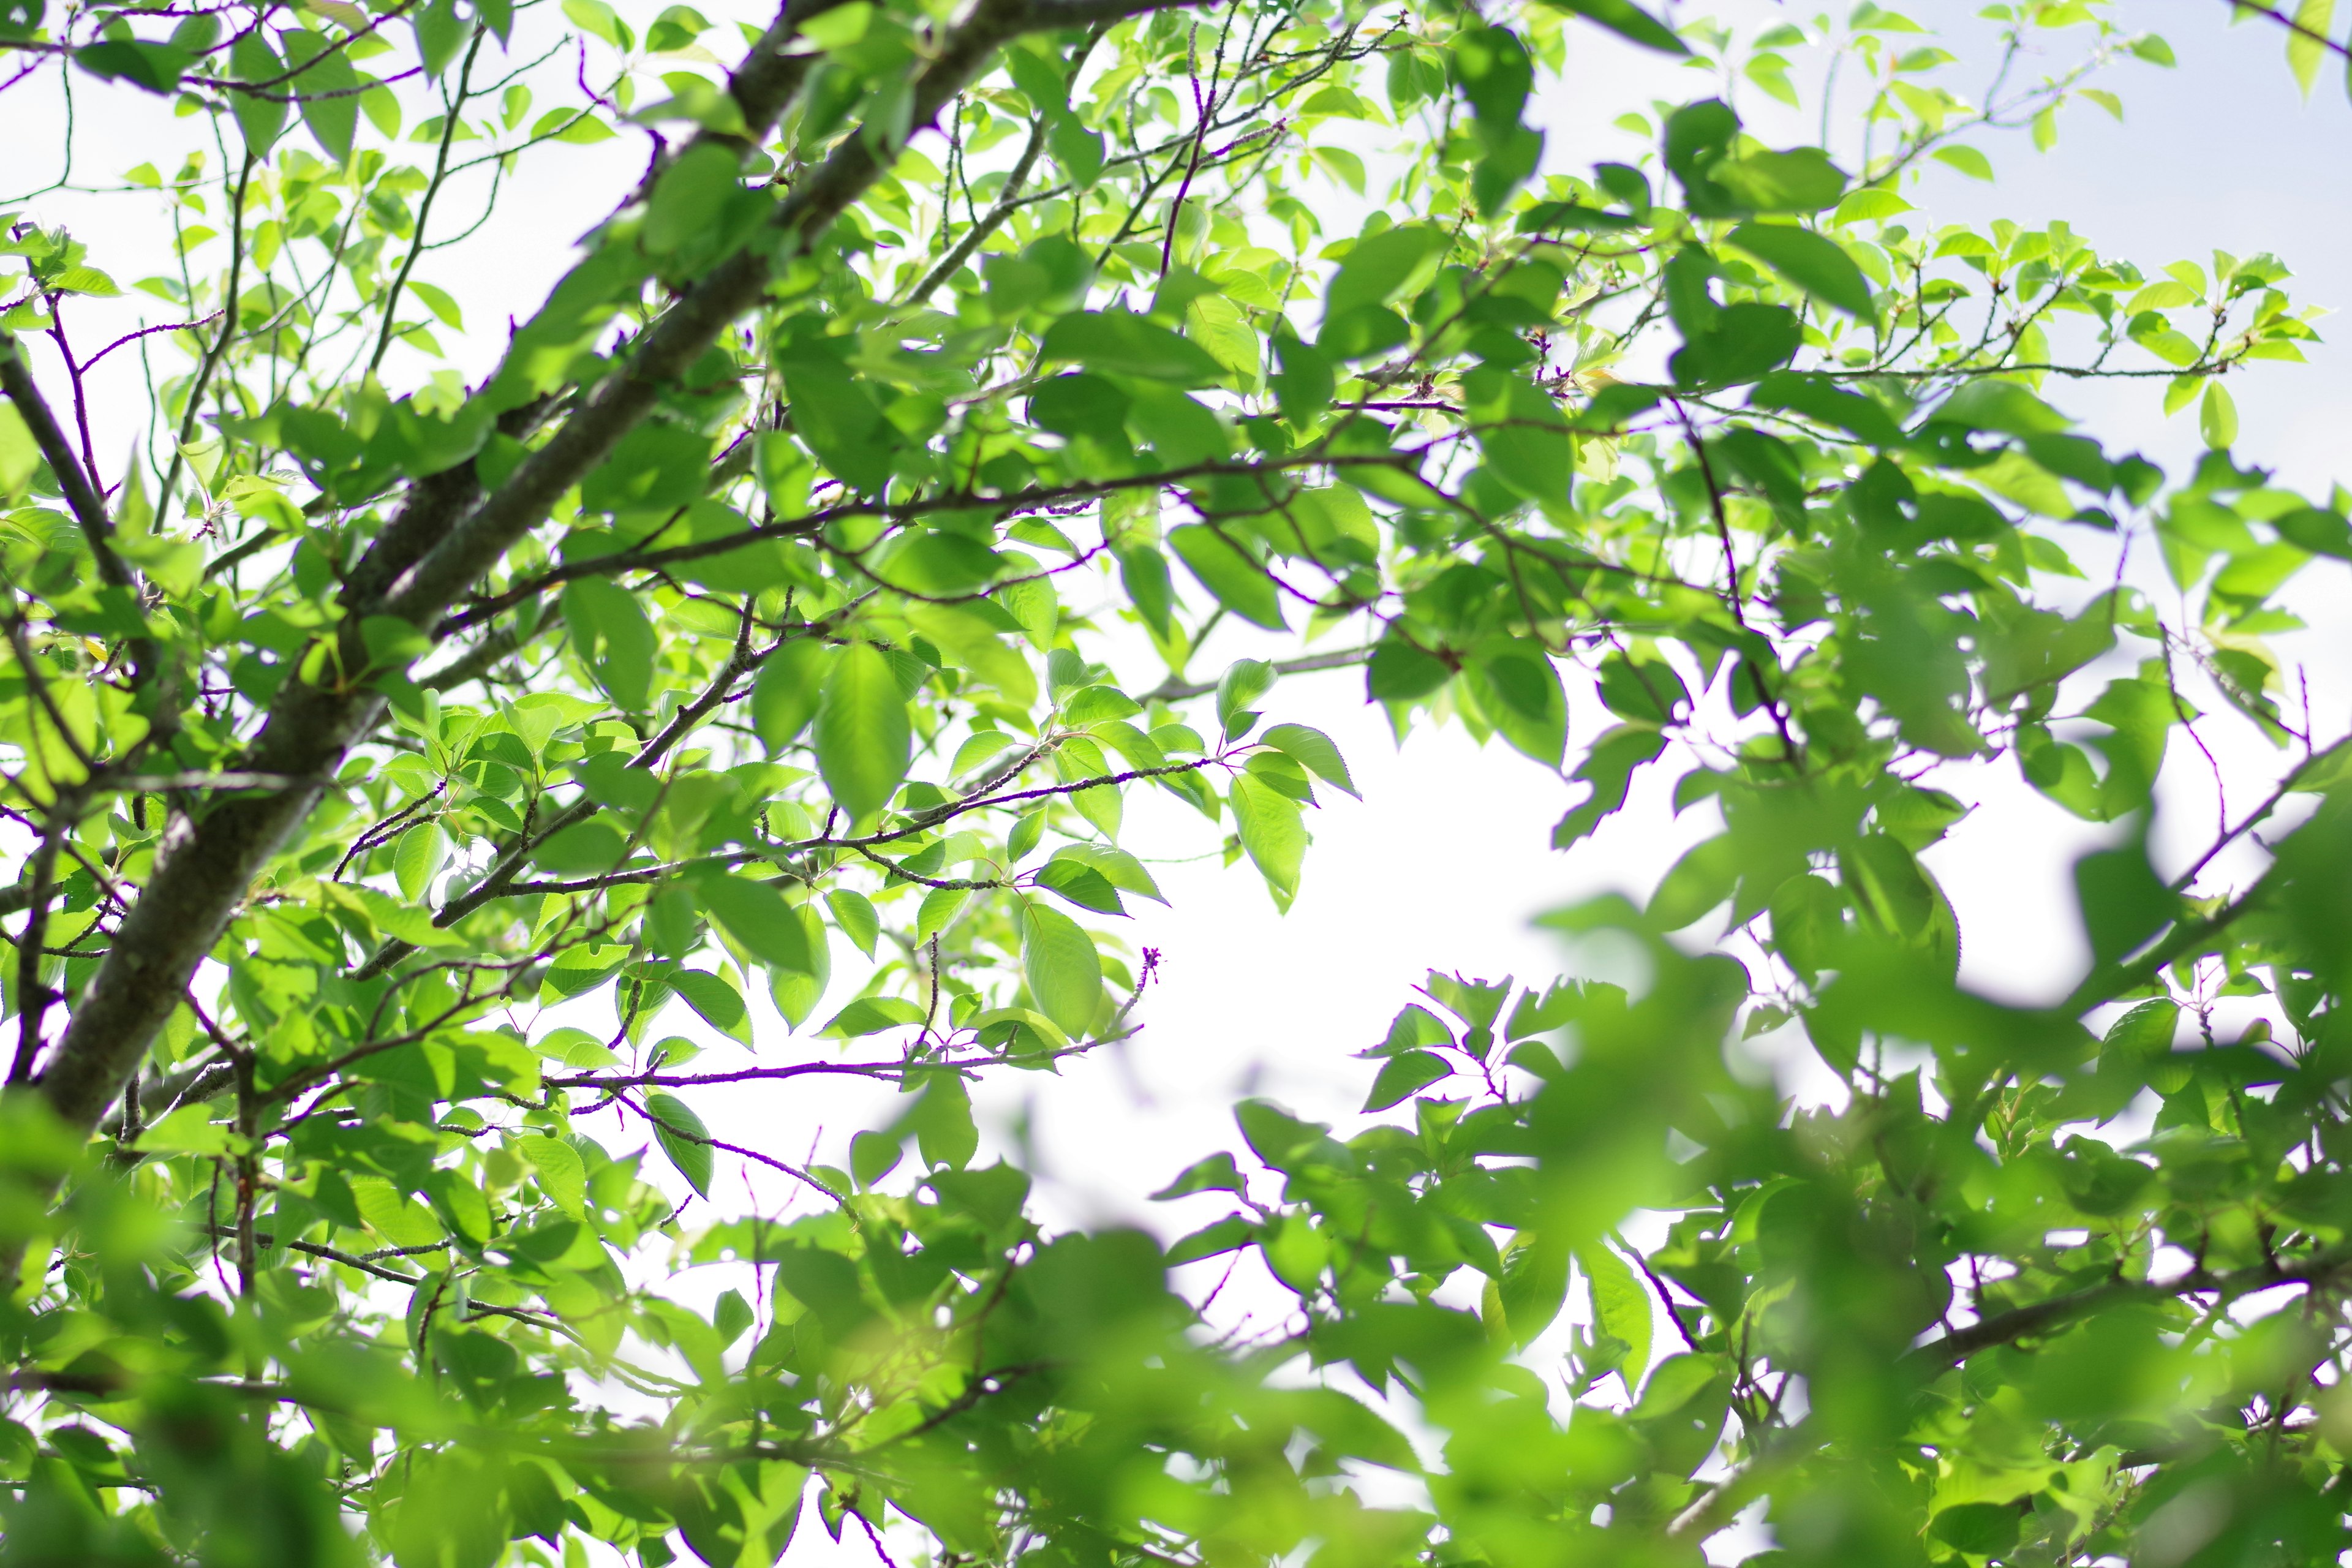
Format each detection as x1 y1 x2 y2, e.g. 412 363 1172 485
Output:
0 330 132 589
1140 646 1368 702
2 0 1224 1287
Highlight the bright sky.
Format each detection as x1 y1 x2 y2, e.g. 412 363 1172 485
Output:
10 2 2352 1561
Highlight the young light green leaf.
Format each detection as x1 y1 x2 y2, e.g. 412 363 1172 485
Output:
1216 658 1276 738
2291 0 2337 94
2200 381 2239 448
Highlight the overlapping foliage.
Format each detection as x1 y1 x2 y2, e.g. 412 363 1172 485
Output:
5 0 2352 1562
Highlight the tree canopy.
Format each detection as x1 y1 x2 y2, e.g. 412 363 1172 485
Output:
5 0 2352 1564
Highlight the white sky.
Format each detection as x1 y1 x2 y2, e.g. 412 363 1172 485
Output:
10 2 2352 1561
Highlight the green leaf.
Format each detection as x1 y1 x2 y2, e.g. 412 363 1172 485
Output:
1670 302 1802 388
225 34 288 153
1259 723 1359 799
1168 526 1286 630
280 31 359 162
1270 330 1335 423
1493 1234 1569 1348
1928 378 2071 437
1471 369 1575 500
780 349 896 492
1230 773 1307 903
644 142 742 256
1363 1049 1450 1110
1216 658 1276 738
1368 637 1452 701
1553 725 1665 848
1536 0 1686 52
411 0 466 77
825 888 880 956
1649 835 1740 930
1452 25 1531 130
752 638 834 752
1152 1152 1245 1199
134 1102 241 1157
1324 225 1447 323
562 578 657 711
2200 381 2239 448
906 603 1037 709
1020 900 1102 1037
1711 148 1847 213
822 995 926 1038
1032 858 1126 915
644 1091 714 1197
74 39 192 94
1166 1216 1256 1267
2073 834 2173 970
350 1175 442 1246
1931 145 1995 181
0 405 34 504
851 1129 903 1188
1038 311 1226 385
815 642 912 821
1467 641 1567 767
1051 844 1166 905
1727 222 1874 318
698 873 818 976
2273 506 2352 560
669 968 751 1045
2288 0 2335 95
518 1136 585 1218
907 1071 978 1170
1579 1242 1653 1389
1929 1504 2021 1557
581 421 715 513
391 824 445 903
